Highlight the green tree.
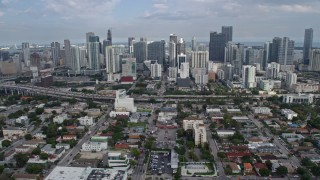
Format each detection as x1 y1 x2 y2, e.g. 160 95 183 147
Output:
1 139 11 147
311 166 320 177
130 148 140 159
24 133 33 140
35 108 44 115
217 152 226 159
32 147 41 155
265 160 273 170
25 164 44 174
129 159 137 167
259 168 270 177
14 153 29 168
301 158 315 167
0 164 4 174
39 153 49 160
276 166 288 176
186 141 195 149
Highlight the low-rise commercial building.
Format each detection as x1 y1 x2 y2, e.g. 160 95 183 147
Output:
103 152 130 169
216 130 235 137
81 141 108 152
251 107 271 115
281 109 298 120
53 114 68 124
78 116 94 126
3 127 27 140
282 93 314 104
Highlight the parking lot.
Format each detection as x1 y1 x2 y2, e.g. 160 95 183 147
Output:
155 128 177 142
148 152 173 175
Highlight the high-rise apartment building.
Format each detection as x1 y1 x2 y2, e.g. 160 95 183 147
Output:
177 54 187 74
209 32 226 62
22 42 30 67
303 28 313 65
50 42 60 66
169 41 176 67
278 37 295 66
245 48 255 65
266 62 280 79
191 36 197 51
86 32 95 43
180 62 190 78
271 37 281 62
169 34 178 44
147 40 165 67
191 51 209 69
263 42 272 70
177 38 186 55
309 49 320 71
224 43 244 76
151 62 162 79
64 39 72 68
222 26 233 42
87 36 101 70
121 58 137 79
105 46 121 74
70 46 81 74
285 71 297 88
133 39 147 64
128 37 135 54
242 65 256 88
107 29 112 46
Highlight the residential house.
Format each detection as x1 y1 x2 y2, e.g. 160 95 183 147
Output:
243 163 253 174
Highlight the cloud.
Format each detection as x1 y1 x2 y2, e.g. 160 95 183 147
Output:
0 11 3 16
42 0 120 20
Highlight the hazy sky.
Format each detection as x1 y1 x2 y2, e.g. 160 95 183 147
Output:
0 0 319 45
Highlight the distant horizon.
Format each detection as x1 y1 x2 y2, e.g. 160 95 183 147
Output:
1 40 320 49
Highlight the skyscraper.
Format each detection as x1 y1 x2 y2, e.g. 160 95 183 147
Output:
278 37 295 66
105 46 121 74
86 32 95 43
133 39 147 64
177 54 187 74
177 38 186 55
191 51 209 69
22 42 30 67
222 26 233 42
169 41 176 67
209 32 226 62
309 49 320 71
107 29 112 46
122 58 137 79
242 65 256 88
147 40 165 67
263 42 272 70
245 48 255 65
151 62 162 79
303 28 313 65
169 34 178 44
50 42 60 66
70 46 81 74
270 37 281 62
224 43 244 76
128 37 135 54
87 36 101 70
191 36 197 51
64 39 72 68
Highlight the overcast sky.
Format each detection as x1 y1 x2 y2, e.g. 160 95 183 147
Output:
0 0 319 45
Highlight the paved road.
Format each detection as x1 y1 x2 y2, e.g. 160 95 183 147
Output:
204 124 228 180
249 115 300 168
58 113 107 166
131 155 146 180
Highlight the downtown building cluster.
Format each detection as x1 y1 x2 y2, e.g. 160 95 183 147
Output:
0 27 319 92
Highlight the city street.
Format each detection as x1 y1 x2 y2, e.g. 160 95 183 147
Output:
204 124 227 180
58 113 108 166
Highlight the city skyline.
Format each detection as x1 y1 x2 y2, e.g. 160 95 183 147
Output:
0 0 320 45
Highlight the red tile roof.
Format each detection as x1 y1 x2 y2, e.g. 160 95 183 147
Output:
120 76 134 82
226 152 251 157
